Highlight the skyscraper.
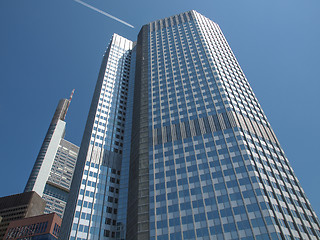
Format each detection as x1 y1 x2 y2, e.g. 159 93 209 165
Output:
61 34 134 240
62 11 320 240
25 94 79 218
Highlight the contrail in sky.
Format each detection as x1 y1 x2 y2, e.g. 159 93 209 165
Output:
73 0 134 28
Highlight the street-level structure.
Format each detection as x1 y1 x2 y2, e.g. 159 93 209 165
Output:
4 212 62 240
0 192 45 240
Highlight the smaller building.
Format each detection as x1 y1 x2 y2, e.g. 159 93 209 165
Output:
0 191 45 240
3 213 61 240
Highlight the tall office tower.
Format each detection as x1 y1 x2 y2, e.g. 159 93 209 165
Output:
25 94 79 218
61 34 134 240
61 11 320 240
126 10 320 240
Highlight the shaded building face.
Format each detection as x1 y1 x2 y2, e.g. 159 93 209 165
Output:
127 10 320 240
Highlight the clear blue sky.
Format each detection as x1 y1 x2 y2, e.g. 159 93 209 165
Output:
1 0 319 216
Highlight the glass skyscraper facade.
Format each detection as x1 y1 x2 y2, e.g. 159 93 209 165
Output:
62 11 320 240
61 34 133 240
126 10 320 240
